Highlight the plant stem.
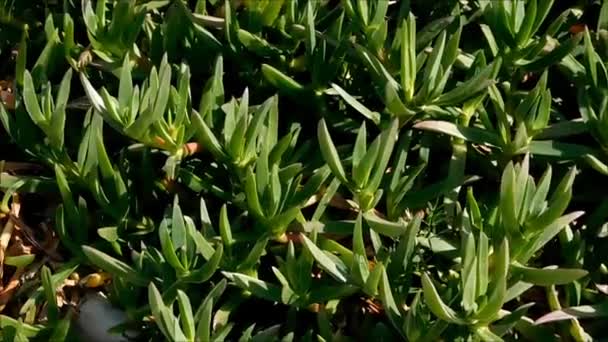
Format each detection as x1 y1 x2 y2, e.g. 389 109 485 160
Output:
546 285 589 342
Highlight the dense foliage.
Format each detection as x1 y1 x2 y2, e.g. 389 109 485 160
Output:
0 0 607 341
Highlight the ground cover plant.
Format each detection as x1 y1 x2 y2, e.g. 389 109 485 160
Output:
0 0 608 341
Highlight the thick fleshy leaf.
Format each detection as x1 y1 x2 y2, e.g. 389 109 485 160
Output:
192 110 228 160
364 213 407 238
183 244 223 283
475 239 509 321
177 290 195 340
222 272 282 302
301 234 348 283
261 64 305 95
82 246 148 286
520 33 583 71
536 302 608 324
421 272 465 324
330 83 380 124
317 119 348 184
23 71 46 125
511 264 588 286
414 120 502 146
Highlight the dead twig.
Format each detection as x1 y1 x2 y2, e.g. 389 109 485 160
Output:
0 267 25 313
0 197 20 279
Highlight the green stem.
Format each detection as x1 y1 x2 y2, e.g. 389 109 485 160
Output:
444 113 472 225
546 285 588 342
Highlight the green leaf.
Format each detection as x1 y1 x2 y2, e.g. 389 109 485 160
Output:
212 323 235 342
41 266 58 322
528 141 595 158
244 96 273 160
389 211 421 277
312 177 340 221
442 17 462 69
82 245 148 286
199 55 224 119
192 110 228 160
536 302 608 324
0 315 44 338
99 88 122 128
414 120 502 146
292 166 330 207
356 0 369 26
416 15 454 50
461 232 478 313
353 136 380 188
171 196 187 250
517 211 584 264
256 147 269 195
363 262 383 296
329 83 380 124
480 24 499 57
97 226 118 243
158 220 186 273
148 282 185 341
219 204 233 248
177 290 195 340
23 71 46 126
418 31 446 101
301 234 348 283
195 280 227 339
245 169 265 218
317 119 348 184
526 166 576 231
221 101 238 146
529 165 552 217
584 153 608 176
352 213 365 256
378 266 401 323
261 64 305 95
261 0 284 26
367 119 399 192
532 0 554 36
516 0 536 46
500 162 519 237
432 60 500 106
50 315 72 342
194 278 227 321
521 33 583 71
475 239 509 321
512 264 588 286
15 30 27 87
127 56 171 137
352 122 367 169
228 114 248 160
55 68 72 111
118 56 133 110
4 255 36 269
304 1 316 57
222 272 282 302
354 44 411 118
421 272 465 324
351 253 370 286
401 14 416 101
238 237 268 272
80 73 107 115
183 244 223 283
475 326 504 342
196 293 213 341
364 213 407 238
476 231 489 298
